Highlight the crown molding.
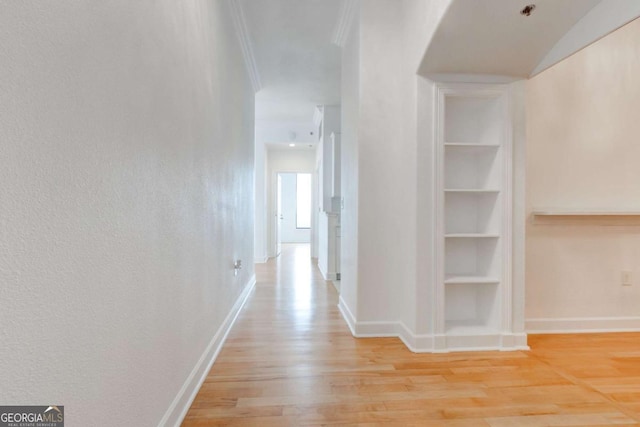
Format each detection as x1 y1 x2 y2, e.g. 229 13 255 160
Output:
228 0 262 92
332 0 358 47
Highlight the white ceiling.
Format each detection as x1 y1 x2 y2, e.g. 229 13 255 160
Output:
421 0 602 77
240 0 344 123
241 0 640 125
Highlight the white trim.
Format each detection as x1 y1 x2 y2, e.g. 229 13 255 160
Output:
352 321 398 337
433 84 445 336
338 297 396 337
227 0 261 92
397 322 436 353
338 298 527 353
331 280 340 293
501 85 514 333
532 209 640 216
331 0 358 47
526 317 640 334
159 275 256 427
254 256 269 264
338 296 357 336
501 332 529 350
319 266 338 281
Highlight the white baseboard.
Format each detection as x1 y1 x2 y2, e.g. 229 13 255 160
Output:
254 256 268 263
159 275 256 427
318 265 338 281
397 322 435 353
338 297 397 337
331 280 340 293
338 296 357 336
337 296 528 353
526 316 640 334
324 272 338 281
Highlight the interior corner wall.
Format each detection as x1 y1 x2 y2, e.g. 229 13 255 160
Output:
525 18 640 332
403 0 450 336
340 0 450 339
0 1 255 425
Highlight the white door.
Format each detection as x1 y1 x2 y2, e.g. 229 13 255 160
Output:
276 174 282 256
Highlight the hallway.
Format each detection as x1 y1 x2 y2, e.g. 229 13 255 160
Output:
183 245 640 426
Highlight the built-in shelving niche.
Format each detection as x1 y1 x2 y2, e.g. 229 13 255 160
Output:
436 83 516 351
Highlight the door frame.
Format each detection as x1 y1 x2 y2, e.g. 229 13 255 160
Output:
271 169 315 257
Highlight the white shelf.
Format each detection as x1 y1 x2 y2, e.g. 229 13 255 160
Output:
445 275 500 284
533 209 640 216
445 142 500 148
445 189 500 193
445 233 499 238
438 83 512 352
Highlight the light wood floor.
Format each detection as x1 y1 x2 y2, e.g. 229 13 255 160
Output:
183 244 640 426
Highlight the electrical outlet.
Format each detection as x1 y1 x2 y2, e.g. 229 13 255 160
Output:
622 270 632 286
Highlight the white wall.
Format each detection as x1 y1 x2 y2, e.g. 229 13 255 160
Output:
266 149 316 257
0 1 254 425
279 173 311 243
407 0 451 336
526 18 640 332
356 1 408 323
339 4 361 321
254 136 268 262
254 120 316 261
339 0 451 341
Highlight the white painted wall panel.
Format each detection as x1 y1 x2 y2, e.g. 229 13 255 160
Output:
339 4 361 320
357 1 410 322
0 1 254 425
526 18 640 329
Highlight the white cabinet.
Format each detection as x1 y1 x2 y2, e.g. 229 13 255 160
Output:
435 83 517 351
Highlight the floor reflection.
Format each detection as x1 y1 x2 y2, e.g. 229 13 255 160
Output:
276 243 317 331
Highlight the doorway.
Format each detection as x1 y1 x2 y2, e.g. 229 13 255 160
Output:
275 172 312 256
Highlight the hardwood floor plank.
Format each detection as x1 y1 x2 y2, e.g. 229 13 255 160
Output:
182 244 640 426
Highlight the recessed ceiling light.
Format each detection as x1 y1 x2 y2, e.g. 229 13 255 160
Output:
520 4 536 16
289 143 295 147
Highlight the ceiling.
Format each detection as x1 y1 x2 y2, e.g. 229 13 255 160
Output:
240 0 344 123
240 0 640 124
420 0 640 79
421 0 602 77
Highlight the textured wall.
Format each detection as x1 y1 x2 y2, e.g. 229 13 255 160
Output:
526 18 640 326
0 1 254 425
